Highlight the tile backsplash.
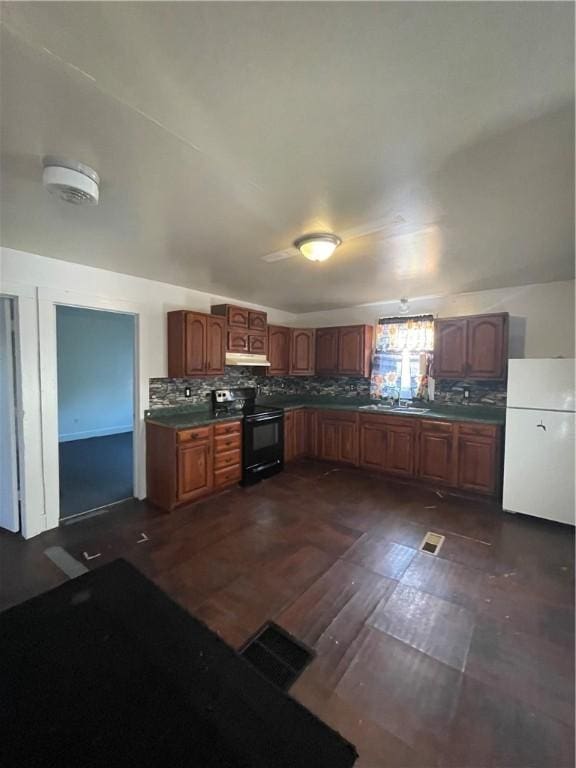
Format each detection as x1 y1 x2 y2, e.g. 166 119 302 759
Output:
433 378 507 407
149 367 371 408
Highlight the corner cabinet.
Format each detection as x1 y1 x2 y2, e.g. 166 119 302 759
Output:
434 313 508 380
267 325 291 375
290 329 315 375
315 325 373 377
168 310 226 377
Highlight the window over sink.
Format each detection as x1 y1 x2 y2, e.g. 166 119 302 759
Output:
371 315 434 400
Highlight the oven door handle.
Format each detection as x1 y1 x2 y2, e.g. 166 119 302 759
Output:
249 414 282 424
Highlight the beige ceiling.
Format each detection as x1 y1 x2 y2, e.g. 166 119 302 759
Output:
0 1 574 313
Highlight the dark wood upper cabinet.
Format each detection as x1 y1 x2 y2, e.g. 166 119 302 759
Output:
290 329 315 375
315 325 373 377
315 328 339 374
248 310 267 332
248 333 267 355
466 315 508 379
212 304 250 329
434 313 508 380
168 310 224 377
434 318 468 379
228 330 249 353
267 325 291 375
338 325 373 377
206 316 226 374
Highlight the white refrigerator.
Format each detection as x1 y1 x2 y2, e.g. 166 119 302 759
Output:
503 359 575 526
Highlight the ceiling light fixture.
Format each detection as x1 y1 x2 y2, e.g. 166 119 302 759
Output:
294 233 341 262
399 297 410 314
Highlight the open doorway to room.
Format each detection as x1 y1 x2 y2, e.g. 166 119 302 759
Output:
56 306 135 520
0 297 20 533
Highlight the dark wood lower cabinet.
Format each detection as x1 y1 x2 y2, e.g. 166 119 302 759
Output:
418 430 454 485
360 417 417 477
318 412 359 465
177 441 213 501
284 408 307 462
147 420 241 511
359 414 500 496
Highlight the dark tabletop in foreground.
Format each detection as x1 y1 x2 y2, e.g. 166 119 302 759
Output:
0 559 357 768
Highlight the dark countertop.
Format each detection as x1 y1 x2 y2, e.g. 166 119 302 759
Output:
145 398 506 428
145 406 245 430
255 396 506 425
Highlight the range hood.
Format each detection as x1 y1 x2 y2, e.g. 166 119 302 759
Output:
225 352 271 367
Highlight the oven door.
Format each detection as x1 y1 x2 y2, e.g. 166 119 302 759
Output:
242 413 284 483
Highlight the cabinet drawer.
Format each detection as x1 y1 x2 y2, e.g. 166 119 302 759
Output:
177 426 211 443
459 422 498 438
214 433 241 453
214 464 242 487
214 420 242 437
318 410 357 423
420 420 454 434
214 449 241 470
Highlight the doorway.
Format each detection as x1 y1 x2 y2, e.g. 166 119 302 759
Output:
56 306 135 520
0 297 20 532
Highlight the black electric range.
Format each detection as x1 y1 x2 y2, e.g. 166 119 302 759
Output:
211 388 284 485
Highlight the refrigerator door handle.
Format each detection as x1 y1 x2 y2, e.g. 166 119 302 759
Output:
536 420 547 431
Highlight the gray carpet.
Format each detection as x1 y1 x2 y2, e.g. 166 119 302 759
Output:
59 432 133 519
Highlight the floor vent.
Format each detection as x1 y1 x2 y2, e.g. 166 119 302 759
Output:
239 622 314 690
420 531 445 556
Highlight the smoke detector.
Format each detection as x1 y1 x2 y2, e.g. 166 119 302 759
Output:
42 157 100 205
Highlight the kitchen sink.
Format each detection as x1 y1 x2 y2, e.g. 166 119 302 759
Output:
359 404 430 415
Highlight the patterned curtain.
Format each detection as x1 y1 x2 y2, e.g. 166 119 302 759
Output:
371 316 434 400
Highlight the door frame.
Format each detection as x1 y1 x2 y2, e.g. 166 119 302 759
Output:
0 282 44 538
38 287 149 531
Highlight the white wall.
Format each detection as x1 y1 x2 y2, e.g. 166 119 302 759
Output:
57 306 135 441
294 280 576 359
0 246 296 536
1 247 296 378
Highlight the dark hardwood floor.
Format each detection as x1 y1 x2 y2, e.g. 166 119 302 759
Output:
1 461 574 767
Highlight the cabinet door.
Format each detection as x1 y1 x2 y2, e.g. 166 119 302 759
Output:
360 423 386 470
434 319 467 379
228 330 249 352
418 428 454 485
228 306 250 329
338 326 365 375
177 441 213 501
268 326 290 375
293 409 307 458
319 419 340 461
466 315 507 379
248 311 267 332
306 410 318 458
290 329 315 375
339 421 359 465
385 424 416 476
206 316 225 374
284 411 294 462
316 328 339 374
248 334 267 354
458 436 497 494
184 313 207 375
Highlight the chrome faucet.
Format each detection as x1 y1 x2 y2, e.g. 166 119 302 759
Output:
384 386 401 406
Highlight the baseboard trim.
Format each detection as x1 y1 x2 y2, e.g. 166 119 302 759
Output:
59 426 133 443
